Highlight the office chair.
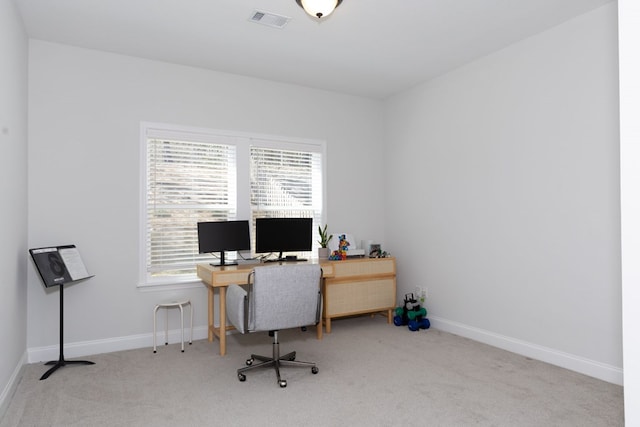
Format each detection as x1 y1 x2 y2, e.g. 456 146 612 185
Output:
226 264 322 388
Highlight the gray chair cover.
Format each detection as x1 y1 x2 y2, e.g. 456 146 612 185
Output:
226 264 322 334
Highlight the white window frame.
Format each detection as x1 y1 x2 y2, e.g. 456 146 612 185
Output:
139 122 327 288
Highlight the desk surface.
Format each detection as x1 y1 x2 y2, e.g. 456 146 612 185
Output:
197 259 335 287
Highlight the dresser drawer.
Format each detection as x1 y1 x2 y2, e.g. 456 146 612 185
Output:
324 277 396 316
329 257 396 280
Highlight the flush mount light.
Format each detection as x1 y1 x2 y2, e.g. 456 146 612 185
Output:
295 0 343 19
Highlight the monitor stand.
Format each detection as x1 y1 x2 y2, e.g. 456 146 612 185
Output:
209 251 238 267
264 253 307 263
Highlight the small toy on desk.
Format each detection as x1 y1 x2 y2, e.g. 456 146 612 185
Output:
394 293 430 331
329 234 350 260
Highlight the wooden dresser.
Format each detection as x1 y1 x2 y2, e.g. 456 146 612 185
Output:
321 257 396 333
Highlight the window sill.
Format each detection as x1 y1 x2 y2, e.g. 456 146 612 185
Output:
137 279 203 292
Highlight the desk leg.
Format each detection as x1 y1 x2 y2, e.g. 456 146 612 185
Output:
207 286 214 342
316 322 322 340
218 286 227 356
325 317 332 334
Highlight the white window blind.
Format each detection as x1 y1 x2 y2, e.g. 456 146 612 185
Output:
250 145 323 238
143 129 237 283
141 124 325 286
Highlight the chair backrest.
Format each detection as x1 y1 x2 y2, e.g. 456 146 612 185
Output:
248 264 322 333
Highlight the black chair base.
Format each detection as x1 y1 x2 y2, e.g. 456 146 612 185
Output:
237 330 318 387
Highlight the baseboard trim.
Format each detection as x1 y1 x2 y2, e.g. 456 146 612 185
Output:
27 326 209 364
0 351 26 422
430 316 623 385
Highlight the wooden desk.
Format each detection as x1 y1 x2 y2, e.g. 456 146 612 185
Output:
197 261 334 356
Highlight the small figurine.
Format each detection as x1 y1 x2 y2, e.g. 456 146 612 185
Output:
329 234 350 260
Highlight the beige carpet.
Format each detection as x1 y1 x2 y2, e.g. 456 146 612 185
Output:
0 316 624 426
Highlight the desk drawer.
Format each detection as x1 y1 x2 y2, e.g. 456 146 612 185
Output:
211 270 251 286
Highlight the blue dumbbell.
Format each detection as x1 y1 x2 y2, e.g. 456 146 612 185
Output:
420 318 431 329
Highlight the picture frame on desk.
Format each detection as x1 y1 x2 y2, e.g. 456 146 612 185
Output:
368 243 381 258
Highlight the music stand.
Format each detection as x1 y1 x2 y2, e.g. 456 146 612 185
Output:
29 245 95 380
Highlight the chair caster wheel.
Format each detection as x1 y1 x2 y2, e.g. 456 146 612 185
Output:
238 373 246 382
312 366 319 374
246 358 253 366
279 380 287 388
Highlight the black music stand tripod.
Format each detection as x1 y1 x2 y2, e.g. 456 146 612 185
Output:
29 245 95 380
41 282 95 380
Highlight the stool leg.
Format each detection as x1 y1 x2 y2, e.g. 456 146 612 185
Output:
153 305 159 353
179 304 185 352
189 302 193 345
165 307 169 346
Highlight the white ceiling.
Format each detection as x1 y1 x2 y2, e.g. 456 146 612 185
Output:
15 0 615 99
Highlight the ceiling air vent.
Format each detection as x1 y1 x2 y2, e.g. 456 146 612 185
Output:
249 10 291 29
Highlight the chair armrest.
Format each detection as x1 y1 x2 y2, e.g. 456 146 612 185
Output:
226 284 248 333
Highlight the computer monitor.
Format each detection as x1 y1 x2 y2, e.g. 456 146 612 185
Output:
255 217 313 261
197 220 251 266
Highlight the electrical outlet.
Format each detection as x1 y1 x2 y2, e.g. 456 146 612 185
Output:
416 287 425 304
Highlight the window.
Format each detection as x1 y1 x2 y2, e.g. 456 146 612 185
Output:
140 123 325 286
250 143 323 247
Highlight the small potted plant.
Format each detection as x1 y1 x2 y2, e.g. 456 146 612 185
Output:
317 224 332 259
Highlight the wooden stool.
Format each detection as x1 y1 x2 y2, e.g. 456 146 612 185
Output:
153 300 193 353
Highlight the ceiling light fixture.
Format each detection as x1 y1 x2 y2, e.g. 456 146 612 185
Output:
295 0 343 19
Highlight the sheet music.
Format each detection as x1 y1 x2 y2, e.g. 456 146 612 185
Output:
59 246 90 281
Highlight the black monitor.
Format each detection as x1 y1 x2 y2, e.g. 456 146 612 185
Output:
255 217 313 261
197 220 251 266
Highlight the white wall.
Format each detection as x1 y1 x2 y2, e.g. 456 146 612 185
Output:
384 4 621 383
26 41 386 359
619 0 640 423
0 0 28 418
